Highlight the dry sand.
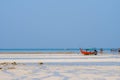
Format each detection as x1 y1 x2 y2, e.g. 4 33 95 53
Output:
0 53 119 80
0 63 119 80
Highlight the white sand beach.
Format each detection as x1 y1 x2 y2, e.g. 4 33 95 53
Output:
0 53 120 63
0 53 120 80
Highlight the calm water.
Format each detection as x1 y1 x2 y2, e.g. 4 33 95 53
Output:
0 48 119 54
0 48 78 52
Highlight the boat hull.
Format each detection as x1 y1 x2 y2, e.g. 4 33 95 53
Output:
80 49 94 55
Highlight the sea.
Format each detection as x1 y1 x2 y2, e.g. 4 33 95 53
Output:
0 48 119 54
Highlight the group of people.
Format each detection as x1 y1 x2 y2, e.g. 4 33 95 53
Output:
81 48 120 55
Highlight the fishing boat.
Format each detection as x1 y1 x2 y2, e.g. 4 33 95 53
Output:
80 48 94 55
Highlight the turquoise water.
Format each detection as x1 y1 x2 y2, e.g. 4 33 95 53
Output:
0 48 119 54
0 48 79 52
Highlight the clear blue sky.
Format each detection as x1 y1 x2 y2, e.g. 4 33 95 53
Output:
0 0 120 48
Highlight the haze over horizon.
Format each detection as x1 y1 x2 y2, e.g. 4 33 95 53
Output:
0 0 120 48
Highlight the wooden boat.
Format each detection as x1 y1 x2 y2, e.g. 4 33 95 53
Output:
80 49 94 55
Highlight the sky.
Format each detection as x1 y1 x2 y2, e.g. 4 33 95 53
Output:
0 0 120 48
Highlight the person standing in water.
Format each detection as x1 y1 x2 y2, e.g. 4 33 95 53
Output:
118 48 120 54
93 50 97 55
100 48 103 54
